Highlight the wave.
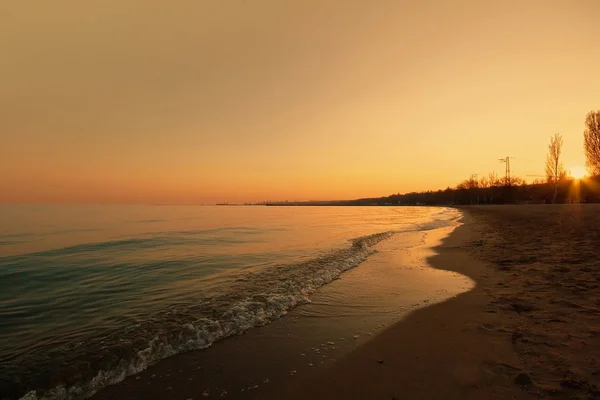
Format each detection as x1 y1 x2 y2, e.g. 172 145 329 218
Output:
13 231 394 400
3 226 273 260
13 207 461 400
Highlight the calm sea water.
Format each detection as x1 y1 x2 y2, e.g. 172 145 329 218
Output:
0 205 459 400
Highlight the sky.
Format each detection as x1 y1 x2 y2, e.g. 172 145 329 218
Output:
1 1 600 204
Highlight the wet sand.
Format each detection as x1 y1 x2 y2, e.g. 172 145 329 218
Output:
268 205 600 400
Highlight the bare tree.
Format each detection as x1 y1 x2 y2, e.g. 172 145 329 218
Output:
584 110 600 176
456 176 478 190
479 176 490 188
545 133 564 203
510 176 526 186
488 171 499 187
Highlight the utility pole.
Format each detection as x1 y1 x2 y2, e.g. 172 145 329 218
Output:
499 157 511 186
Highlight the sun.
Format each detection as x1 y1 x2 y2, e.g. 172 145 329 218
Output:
570 165 587 180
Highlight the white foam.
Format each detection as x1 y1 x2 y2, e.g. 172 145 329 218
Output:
20 231 393 400
19 209 460 400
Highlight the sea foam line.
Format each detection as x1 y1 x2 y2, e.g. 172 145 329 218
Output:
18 231 395 400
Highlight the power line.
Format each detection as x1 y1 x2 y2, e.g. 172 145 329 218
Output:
510 156 541 164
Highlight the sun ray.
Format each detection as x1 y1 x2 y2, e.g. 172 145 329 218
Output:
569 165 587 180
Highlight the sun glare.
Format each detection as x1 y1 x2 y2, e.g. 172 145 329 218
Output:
570 165 587 180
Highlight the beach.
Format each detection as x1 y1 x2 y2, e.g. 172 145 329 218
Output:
91 205 600 400
4 2 600 399
11 205 600 399
90 217 471 400
1 206 460 400
266 205 600 400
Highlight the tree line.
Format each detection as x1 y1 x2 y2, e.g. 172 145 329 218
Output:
385 109 600 206
265 110 600 206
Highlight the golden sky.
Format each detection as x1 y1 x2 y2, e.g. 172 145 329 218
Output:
1 0 599 204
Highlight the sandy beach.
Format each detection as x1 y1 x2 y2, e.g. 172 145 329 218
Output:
89 205 600 400
267 205 600 400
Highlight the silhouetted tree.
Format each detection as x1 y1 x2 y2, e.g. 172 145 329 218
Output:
488 171 500 187
507 176 526 187
545 132 565 203
479 176 490 188
584 110 600 176
456 176 478 190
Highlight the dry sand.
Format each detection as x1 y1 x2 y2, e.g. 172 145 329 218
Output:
463 205 600 399
263 205 600 400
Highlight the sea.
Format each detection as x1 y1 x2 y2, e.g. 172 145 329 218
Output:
0 205 462 400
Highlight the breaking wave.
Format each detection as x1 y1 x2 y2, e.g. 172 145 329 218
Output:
10 207 461 400
14 232 394 400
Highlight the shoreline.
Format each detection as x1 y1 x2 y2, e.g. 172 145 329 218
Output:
271 205 600 399
89 213 469 400
72 204 600 400
259 209 532 399
9 228 399 400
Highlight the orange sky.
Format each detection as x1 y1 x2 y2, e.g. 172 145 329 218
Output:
1 0 600 204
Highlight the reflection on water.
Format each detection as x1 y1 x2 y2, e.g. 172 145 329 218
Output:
297 228 474 323
0 205 459 400
92 226 475 400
